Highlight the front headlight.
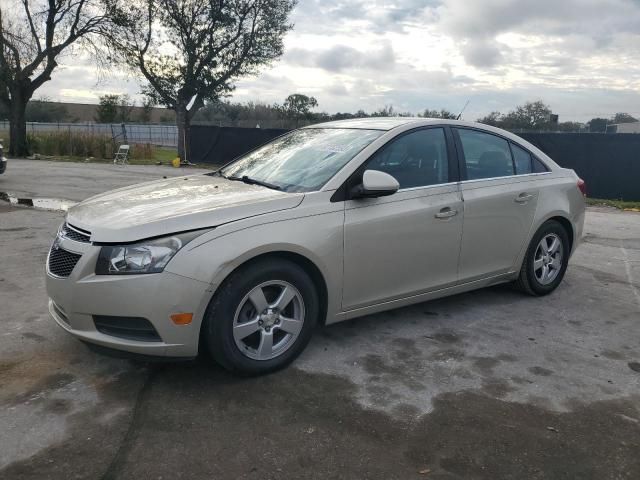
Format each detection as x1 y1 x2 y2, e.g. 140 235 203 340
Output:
95 230 208 275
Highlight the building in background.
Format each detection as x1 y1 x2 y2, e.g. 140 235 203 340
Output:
606 122 640 134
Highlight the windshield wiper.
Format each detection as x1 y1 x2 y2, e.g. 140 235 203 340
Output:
227 175 282 191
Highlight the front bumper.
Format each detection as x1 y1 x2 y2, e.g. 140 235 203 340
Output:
45 235 212 357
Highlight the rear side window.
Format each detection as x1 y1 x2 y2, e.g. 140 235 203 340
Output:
510 143 533 175
457 129 514 180
532 157 549 173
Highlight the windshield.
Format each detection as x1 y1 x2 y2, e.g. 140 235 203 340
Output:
219 128 383 192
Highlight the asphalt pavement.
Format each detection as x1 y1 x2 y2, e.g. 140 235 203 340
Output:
1 159 639 479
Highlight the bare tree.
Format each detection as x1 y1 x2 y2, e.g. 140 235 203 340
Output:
107 0 296 161
0 0 108 156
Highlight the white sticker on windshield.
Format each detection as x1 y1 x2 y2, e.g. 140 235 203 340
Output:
315 144 349 153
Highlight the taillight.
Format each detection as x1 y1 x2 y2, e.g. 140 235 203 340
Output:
577 178 587 197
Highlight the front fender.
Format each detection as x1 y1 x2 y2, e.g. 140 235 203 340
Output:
165 210 345 321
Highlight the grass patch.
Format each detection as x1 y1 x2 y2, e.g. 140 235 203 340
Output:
586 198 640 211
154 148 180 164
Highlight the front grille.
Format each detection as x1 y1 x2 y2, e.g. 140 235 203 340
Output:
48 247 82 277
93 315 162 342
61 223 91 243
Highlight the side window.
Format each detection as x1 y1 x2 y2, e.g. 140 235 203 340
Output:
366 128 449 189
511 143 533 175
532 157 549 173
457 129 514 180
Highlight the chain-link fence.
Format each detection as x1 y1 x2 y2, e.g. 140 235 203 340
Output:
0 121 178 147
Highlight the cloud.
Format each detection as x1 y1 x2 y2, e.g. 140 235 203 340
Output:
439 0 640 39
326 83 349 96
437 0 640 68
29 0 640 122
285 42 395 73
292 0 441 34
460 41 504 68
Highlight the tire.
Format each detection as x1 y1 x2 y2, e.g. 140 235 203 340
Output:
515 220 570 296
203 258 319 375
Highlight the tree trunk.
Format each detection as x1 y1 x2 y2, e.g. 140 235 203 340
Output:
176 105 190 163
9 96 28 157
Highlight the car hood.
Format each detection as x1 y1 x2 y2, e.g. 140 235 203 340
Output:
66 174 304 243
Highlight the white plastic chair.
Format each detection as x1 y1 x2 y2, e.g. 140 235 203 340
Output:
113 145 130 165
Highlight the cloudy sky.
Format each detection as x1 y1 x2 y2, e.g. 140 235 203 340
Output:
40 0 640 122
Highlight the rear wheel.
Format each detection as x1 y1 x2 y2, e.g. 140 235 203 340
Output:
515 220 570 296
203 258 319 375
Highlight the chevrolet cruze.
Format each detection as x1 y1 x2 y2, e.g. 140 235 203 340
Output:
46 118 586 374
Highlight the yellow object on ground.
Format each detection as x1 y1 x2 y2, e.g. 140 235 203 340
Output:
172 157 181 168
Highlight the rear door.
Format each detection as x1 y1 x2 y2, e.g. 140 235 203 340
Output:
341 127 463 311
454 128 540 282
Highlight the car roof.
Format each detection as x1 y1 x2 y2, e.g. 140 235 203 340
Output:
305 117 489 131
306 117 426 130
303 117 560 169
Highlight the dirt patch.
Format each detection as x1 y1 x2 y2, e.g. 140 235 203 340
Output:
21 332 46 343
482 378 516 398
8 373 76 406
408 391 640 479
423 330 462 344
0 227 28 232
529 366 554 376
0 355 73 404
430 348 465 362
0 365 146 480
473 356 500 373
359 353 426 392
601 350 627 361
433 331 461 344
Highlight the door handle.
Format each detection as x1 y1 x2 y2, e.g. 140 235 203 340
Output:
515 193 534 203
435 207 458 219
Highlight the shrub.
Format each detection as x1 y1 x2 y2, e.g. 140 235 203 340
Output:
24 131 156 160
131 143 155 160
27 131 114 158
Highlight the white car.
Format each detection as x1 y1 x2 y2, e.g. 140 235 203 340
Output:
46 118 586 374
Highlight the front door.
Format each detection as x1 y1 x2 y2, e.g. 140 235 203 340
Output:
342 127 463 311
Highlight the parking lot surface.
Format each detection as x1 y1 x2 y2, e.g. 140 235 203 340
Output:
1 159 639 479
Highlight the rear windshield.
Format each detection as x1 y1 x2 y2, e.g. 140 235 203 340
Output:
219 128 383 192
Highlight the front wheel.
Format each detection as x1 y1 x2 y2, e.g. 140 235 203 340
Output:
203 258 319 375
515 220 570 296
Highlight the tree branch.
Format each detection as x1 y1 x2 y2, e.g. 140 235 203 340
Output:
22 0 42 54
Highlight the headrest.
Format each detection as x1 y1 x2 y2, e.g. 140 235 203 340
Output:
407 141 438 161
479 150 510 174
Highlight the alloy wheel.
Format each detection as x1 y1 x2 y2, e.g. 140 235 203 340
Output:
232 280 305 361
533 233 564 285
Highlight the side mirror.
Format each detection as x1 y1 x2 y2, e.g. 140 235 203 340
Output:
351 170 399 199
